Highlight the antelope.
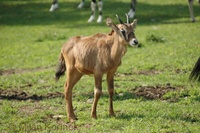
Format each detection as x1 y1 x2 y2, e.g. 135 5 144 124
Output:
55 15 138 122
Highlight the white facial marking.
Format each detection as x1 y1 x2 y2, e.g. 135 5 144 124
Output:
129 38 138 47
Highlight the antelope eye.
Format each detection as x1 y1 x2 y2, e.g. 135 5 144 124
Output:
120 29 126 34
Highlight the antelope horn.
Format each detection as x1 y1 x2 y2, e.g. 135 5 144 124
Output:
116 14 124 24
125 13 130 24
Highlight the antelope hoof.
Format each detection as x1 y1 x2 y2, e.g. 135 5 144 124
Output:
109 112 116 117
69 117 78 123
91 114 97 119
68 114 78 123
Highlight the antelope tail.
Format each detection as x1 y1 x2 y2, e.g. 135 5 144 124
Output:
55 53 66 81
189 57 200 82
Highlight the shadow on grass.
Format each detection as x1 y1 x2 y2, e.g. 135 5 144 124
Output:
116 112 145 120
0 1 82 26
114 91 140 101
79 91 142 101
163 113 200 123
0 1 199 26
193 96 200 102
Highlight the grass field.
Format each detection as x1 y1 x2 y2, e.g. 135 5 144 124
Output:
0 0 200 132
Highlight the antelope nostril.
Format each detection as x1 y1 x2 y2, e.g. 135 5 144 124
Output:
134 39 138 44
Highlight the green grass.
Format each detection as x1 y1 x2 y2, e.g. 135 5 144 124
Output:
0 0 200 132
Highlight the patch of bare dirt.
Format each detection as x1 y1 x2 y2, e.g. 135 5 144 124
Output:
0 89 64 100
133 83 182 100
1 84 182 101
136 69 161 75
175 69 187 74
115 69 161 78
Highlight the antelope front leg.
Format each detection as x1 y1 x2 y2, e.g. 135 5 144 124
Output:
65 69 83 122
91 74 103 119
64 83 76 122
107 71 116 117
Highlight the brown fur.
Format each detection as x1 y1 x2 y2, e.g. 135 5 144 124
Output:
55 17 138 122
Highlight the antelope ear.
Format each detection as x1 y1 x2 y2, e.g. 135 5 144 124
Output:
131 19 137 29
106 18 114 27
106 18 120 33
106 18 124 39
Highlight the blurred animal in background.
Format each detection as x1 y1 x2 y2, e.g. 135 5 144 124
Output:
49 0 136 23
127 0 136 19
189 57 200 82
128 0 200 22
49 0 199 23
49 0 103 23
86 0 103 23
80 0 136 23
49 0 59 12
188 0 200 22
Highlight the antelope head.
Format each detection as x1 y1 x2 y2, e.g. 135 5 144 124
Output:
106 14 138 47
